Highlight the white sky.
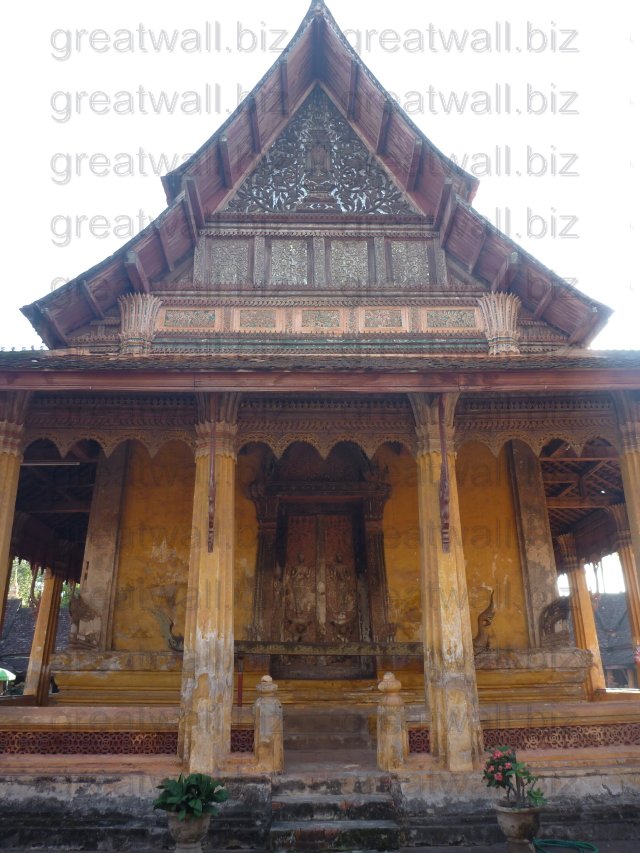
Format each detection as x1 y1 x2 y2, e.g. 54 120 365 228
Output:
0 0 637 351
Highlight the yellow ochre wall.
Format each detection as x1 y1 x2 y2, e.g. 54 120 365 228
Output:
456 441 528 649
375 443 421 642
111 441 194 651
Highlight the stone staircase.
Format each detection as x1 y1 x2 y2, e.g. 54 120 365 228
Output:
269 771 400 852
269 707 399 851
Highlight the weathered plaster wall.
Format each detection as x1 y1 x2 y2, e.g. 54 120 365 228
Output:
111 441 194 652
234 446 261 641
456 441 529 649
375 444 421 642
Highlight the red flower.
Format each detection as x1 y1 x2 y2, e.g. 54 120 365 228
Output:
495 772 503 781
505 762 512 769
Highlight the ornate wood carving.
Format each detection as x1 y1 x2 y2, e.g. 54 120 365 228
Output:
225 87 417 216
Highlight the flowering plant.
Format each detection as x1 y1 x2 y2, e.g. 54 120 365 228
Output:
153 772 229 821
482 745 546 808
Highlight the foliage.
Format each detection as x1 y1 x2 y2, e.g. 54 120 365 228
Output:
482 745 546 808
8 559 72 609
153 773 229 822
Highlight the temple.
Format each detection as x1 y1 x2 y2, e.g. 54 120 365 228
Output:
1 1 639 847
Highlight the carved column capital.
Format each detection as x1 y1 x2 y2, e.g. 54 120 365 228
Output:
555 532 580 573
0 391 31 456
478 292 521 356
117 294 162 355
613 391 640 453
409 392 458 456
606 503 632 550
194 393 241 460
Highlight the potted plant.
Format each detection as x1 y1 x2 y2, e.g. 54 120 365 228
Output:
153 772 229 852
482 745 546 851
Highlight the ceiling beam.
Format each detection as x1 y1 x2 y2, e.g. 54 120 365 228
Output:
491 251 520 293
80 281 105 321
405 139 423 192
247 95 261 153
542 473 581 484
154 222 175 272
546 495 617 508
376 101 392 155
347 59 359 120
124 251 150 294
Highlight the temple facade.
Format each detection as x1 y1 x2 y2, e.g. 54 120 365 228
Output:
1 1 640 846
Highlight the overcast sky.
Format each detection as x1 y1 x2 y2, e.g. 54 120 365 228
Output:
1 0 637 351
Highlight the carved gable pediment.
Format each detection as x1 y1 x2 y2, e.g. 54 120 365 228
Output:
225 87 419 217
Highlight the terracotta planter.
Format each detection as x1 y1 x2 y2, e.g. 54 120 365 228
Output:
167 812 211 853
494 802 541 852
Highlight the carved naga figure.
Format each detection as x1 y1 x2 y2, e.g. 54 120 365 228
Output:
472 589 496 654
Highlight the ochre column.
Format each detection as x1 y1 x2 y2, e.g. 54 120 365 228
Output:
0 392 30 634
410 393 483 772
607 504 640 683
556 533 606 697
614 393 640 589
180 393 239 773
24 570 64 705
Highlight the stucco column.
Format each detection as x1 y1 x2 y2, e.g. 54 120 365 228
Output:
607 504 640 682
0 392 30 635
614 393 640 590
508 440 560 646
410 393 483 772
556 533 606 697
180 393 239 773
24 570 64 705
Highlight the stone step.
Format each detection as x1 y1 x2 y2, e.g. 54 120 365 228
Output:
272 792 396 822
273 772 392 796
284 731 373 750
283 709 372 734
269 819 399 852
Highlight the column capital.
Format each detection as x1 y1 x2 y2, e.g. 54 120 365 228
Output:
478 292 521 356
0 391 31 456
555 532 580 573
409 392 459 456
195 393 241 459
117 293 162 355
613 391 640 453
606 503 632 549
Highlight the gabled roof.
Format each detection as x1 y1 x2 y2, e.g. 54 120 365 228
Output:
22 0 611 350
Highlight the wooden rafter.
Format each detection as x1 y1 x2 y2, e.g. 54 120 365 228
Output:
376 101 392 155
280 59 290 116
40 307 69 347
154 222 175 272
347 59 359 119
247 95 261 153
80 281 105 321
533 284 555 319
467 224 488 275
124 251 150 294
405 139 423 192
546 495 617 508
182 192 198 247
218 136 233 188
491 252 520 293
438 184 457 248
184 176 206 229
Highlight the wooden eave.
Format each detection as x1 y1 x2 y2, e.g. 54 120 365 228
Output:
1 351 640 394
20 0 612 351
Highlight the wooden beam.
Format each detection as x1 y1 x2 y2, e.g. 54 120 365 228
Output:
182 193 198 247
541 456 619 463
405 138 423 192
247 95 261 153
218 136 233 188
467 224 488 275
569 308 599 346
154 222 175 272
438 184 458 248
311 14 326 80
542 473 581 484
279 59 289 116
434 179 453 227
546 495 617 508
80 281 105 321
40 307 69 347
347 59 359 119
376 101 392 155
532 283 555 319
183 176 205 229
491 251 520 293
124 251 150 294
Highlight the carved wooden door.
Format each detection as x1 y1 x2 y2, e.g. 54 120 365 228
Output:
273 508 374 679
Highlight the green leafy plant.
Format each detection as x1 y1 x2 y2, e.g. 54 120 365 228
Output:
153 773 229 821
482 745 546 808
